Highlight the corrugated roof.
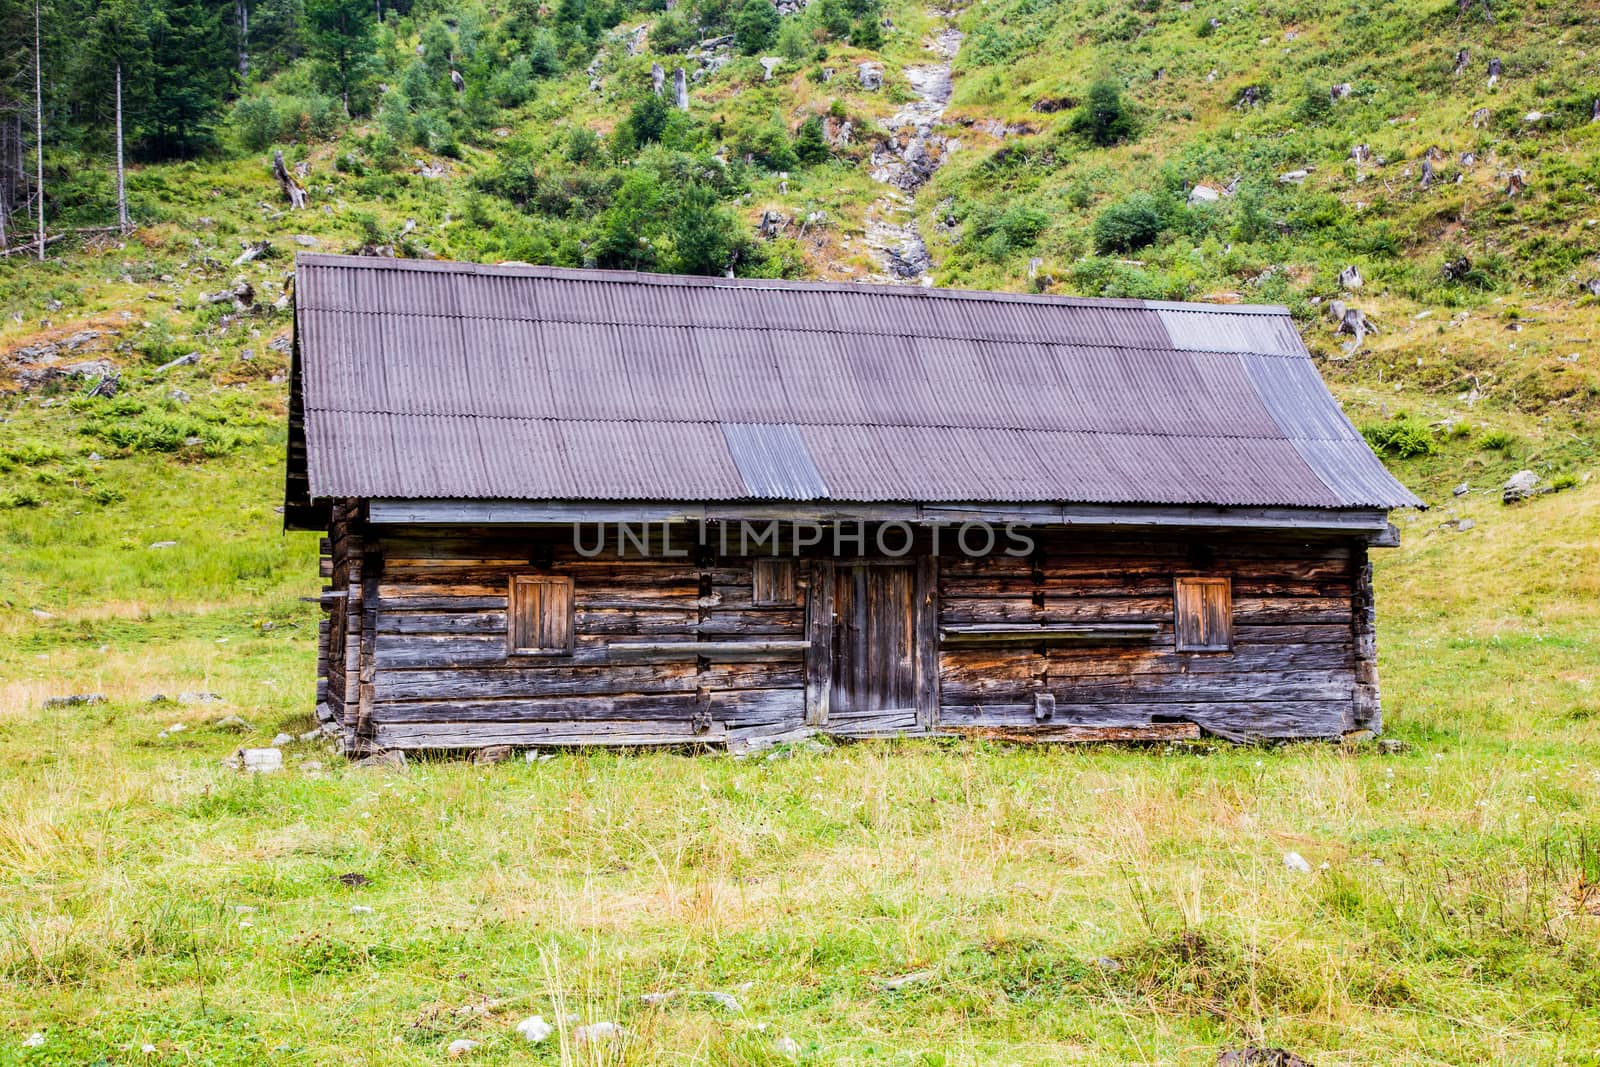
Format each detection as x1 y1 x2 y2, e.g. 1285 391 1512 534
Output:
288 255 1421 511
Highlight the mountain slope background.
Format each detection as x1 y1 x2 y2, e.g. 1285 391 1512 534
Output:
1 0 1597 533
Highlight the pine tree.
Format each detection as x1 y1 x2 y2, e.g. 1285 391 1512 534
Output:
1070 79 1135 147
733 0 778 55
793 115 829 164
306 0 378 116
849 16 882 49
138 0 232 159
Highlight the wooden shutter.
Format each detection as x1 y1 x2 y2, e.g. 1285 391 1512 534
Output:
1174 577 1232 652
508 576 574 655
752 559 797 606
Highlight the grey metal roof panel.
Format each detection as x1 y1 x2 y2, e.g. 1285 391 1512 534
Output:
1290 438 1422 510
721 423 829 500
291 255 1421 511
1156 306 1307 356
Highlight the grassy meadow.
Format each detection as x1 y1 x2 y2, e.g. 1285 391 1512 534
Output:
1 442 1597 1065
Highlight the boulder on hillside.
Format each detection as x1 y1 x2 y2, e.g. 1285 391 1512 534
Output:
1502 469 1541 504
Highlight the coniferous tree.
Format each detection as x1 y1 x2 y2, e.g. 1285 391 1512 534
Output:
733 0 777 54
306 0 377 115
794 115 828 164
138 0 232 158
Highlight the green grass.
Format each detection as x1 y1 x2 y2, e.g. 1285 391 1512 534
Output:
2 474 1598 1065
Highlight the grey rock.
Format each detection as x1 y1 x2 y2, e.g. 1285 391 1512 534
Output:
44 693 107 709
640 989 742 1011
651 62 665 96
858 62 883 90
152 352 199 375
1452 481 1470 496
1338 265 1363 291
235 747 284 773
760 57 783 81
1377 737 1408 755
516 1016 554 1043
212 714 255 732
270 732 294 747
148 540 178 550
1217 1050 1314 1067
1188 184 1221 204
1502 469 1541 504
879 969 934 990
355 749 406 769
1454 518 1475 532
673 66 689 110
179 691 223 704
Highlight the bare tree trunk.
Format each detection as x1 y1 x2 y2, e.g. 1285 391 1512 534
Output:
0 113 9 250
34 0 44 261
236 0 250 78
273 148 308 210
115 64 129 232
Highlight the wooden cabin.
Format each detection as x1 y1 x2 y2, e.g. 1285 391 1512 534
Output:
284 254 1420 754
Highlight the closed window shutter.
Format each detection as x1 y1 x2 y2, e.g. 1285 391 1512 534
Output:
752 559 797 606
509 576 574 654
1174 577 1232 652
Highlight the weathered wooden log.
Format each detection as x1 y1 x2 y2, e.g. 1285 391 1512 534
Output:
273 149 308 210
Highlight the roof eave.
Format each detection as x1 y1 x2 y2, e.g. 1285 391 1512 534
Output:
361 497 1401 535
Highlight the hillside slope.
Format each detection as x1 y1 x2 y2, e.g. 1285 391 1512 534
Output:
0 0 1595 541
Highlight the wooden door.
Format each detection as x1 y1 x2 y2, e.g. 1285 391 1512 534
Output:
830 562 916 727
805 558 938 732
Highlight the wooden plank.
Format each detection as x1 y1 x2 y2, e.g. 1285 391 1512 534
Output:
374 719 729 749
915 554 940 731
940 623 1160 645
372 687 804 724
944 722 1202 743
607 640 810 659
378 611 509 635
1350 541 1380 732
375 662 804 702
805 560 833 726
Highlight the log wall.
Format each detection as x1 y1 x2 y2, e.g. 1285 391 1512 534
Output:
316 521 1375 751
347 525 808 751
938 532 1363 740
